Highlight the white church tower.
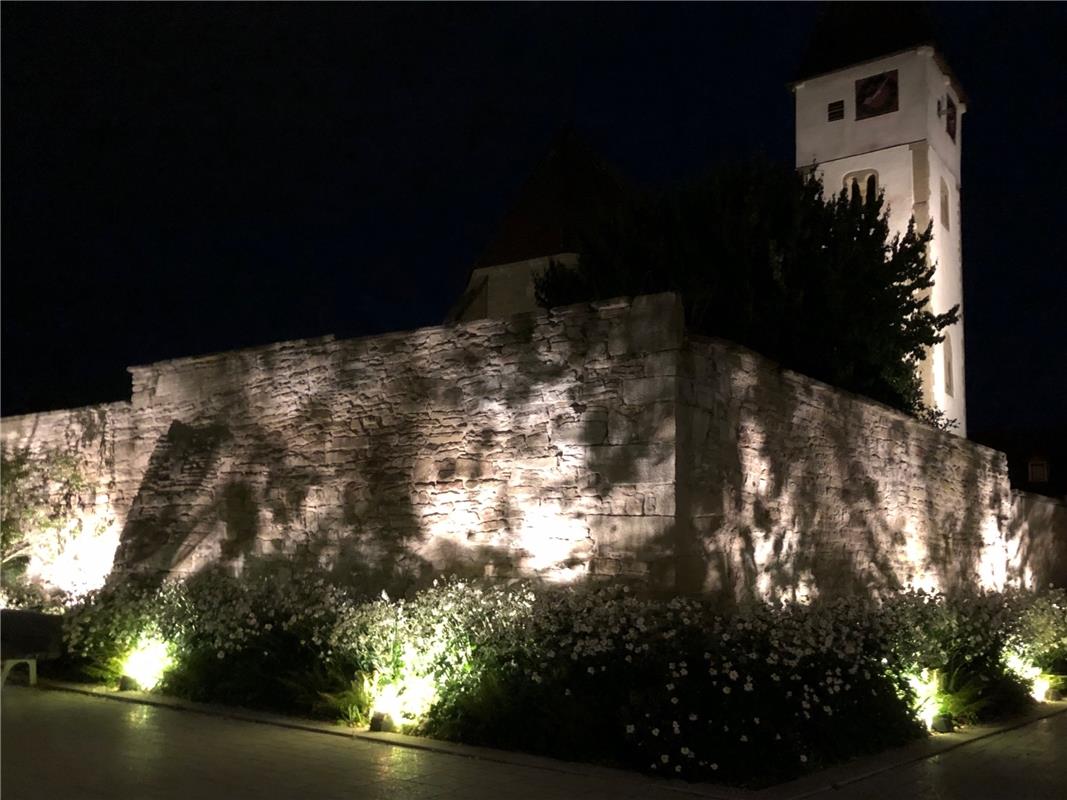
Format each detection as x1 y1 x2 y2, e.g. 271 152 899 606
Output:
792 37 967 435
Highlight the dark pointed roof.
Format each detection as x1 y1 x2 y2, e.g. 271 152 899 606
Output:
793 2 966 102
474 128 633 268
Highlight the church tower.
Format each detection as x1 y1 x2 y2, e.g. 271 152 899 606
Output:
792 15 967 434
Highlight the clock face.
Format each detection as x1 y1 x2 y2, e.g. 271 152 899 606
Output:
855 70 899 120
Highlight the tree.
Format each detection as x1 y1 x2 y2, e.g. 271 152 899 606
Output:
1 446 86 581
536 159 958 425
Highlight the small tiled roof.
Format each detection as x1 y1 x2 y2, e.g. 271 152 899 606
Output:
474 128 633 269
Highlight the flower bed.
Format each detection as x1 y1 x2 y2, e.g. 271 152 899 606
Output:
60 573 1066 786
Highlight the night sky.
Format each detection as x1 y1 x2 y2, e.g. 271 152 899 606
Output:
3 3 1065 441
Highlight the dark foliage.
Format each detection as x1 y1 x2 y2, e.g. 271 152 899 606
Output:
535 160 958 424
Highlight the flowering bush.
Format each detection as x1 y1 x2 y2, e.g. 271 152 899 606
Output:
423 587 922 783
1006 588 1067 673
879 588 1053 722
60 577 1067 785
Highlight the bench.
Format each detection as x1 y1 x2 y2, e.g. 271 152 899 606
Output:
1 609 64 686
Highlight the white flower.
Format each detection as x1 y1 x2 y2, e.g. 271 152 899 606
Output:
661 754 670 764
723 686 731 694
625 724 635 734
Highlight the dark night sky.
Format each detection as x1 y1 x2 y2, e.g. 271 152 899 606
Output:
3 3 1065 439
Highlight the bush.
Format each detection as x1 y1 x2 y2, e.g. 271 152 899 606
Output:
423 589 922 784
61 578 1067 786
1007 588 1067 674
879 589 1036 724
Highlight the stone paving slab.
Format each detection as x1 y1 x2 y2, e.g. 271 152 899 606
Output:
3 686 743 800
6 682 1067 800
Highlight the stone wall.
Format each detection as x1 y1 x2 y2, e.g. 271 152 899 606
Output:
114 293 683 589
680 337 1019 602
2 293 1063 599
1009 491 1067 590
0 402 132 594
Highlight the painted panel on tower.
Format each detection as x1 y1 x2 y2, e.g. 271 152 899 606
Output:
855 70 899 120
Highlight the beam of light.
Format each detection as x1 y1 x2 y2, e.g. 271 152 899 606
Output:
1005 652 1050 702
907 668 941 729
121 633 174 691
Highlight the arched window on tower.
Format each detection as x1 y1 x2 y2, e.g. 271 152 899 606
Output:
940 177 950 230
843 170 878 202
943 333 954 398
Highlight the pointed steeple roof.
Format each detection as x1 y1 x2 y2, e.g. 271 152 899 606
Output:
474 128 633 268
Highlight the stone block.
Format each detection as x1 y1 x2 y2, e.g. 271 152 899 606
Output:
551 418 608 445
608 403 675 444
642 351 681 378
588 514 674 559
581 444 674 485
622 377 675 406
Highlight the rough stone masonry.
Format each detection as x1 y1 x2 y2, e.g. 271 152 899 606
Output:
2 293 1064 601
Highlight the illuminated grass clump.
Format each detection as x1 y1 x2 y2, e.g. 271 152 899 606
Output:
62 578 1066 785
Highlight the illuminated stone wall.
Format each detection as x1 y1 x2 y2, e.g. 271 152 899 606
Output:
111 293 684 589
0 402 133 595
680 337 1037 602
2 293 1063 599
1009 491 1067 590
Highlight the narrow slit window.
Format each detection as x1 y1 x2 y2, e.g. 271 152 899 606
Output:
946 95 957 141
943 333 954 398
827 100 845 121
940 177 950 230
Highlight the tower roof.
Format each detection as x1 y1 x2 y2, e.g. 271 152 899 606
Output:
793 2 966 102
474 128 633 268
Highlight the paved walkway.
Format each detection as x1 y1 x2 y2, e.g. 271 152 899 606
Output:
820 711 1067 800
2 686 1065 800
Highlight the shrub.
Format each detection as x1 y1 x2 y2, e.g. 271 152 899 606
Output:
423 588 922 784
1007 588 1067 673
60 578 1067 785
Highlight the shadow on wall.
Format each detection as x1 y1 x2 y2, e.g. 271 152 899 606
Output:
1007 491 1067 589
112 308 610 595
99 299 1045 602
679 339 1011 606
